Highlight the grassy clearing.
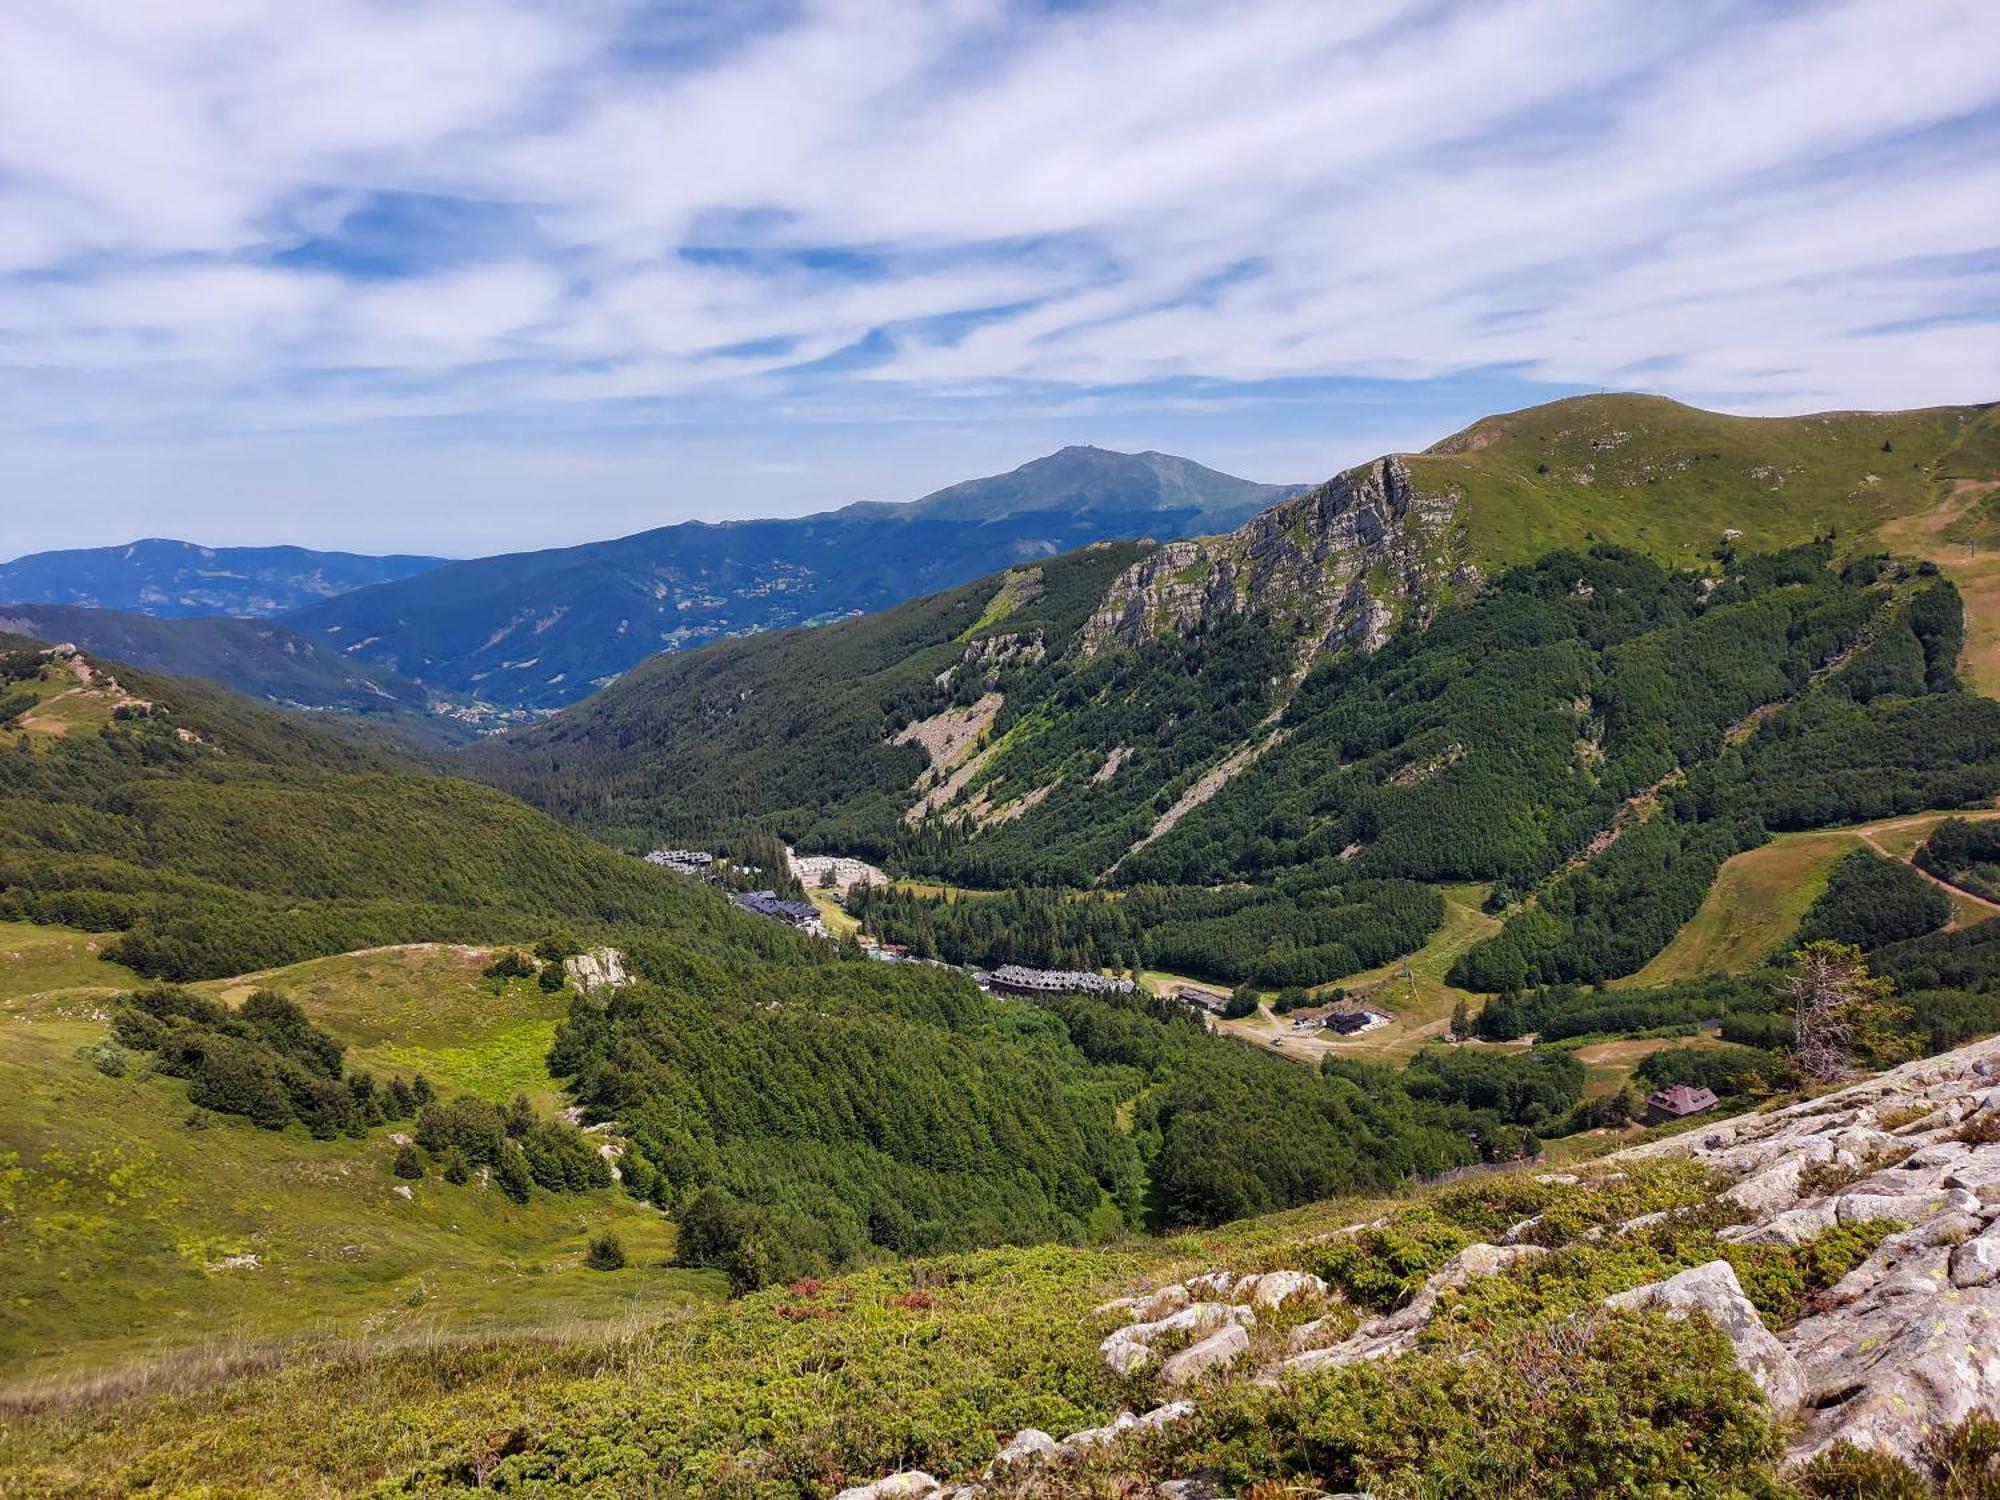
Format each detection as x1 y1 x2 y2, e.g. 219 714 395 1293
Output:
956 565 1041 641
190 943 574 1111
806 885 862 938
0 933 719 1390
1568 1033 1719 1100
1623 832 1853 985
0 922 138 1012
1628 810 2000 986
1881 477 2000 698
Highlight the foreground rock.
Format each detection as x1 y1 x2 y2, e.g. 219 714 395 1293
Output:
1100 1301 1256 1376
1284 1243 1544 1373
1604 1260 1803 1410
835 1473 940 1500
1621 1037 2000 1469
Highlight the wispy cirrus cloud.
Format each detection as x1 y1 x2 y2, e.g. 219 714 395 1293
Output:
0 0 1996 553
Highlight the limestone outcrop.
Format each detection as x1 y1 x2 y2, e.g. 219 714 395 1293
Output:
845 1036 2000 1497
563 947 628 991
1603 1260 1804 1410
1284 1243 1545 1373
1619 1039 2000 1468
1078 456 1467 666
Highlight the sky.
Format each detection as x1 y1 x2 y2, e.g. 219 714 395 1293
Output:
2 0 1998 560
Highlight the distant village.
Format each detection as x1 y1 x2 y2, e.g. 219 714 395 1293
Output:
642 844 1399 1037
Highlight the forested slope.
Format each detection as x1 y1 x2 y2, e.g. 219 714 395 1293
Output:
0 637 798 980
467 396 2000 884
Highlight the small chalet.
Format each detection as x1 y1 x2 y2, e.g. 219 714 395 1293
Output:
1644 1083 1719 1125
1323 1010 1373 1036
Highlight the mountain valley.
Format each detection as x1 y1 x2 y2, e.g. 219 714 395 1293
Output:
6 393 2000 1498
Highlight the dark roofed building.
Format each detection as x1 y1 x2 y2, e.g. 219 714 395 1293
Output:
1174 984 1229 1015
1644 1084 1719 1124
730 889 828 936
1323 1010 1372 1035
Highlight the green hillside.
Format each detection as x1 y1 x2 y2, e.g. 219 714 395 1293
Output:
0 1141 1960 1499
1417 394 1994 566
460 541 1149 853
0 986 708 1387
0 638 800 981
0 603 463 745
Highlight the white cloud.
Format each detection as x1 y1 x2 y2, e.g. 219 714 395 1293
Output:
0 0 1996 552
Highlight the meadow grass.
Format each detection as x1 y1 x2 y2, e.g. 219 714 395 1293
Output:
0 933 719 1391
192 942 576 1110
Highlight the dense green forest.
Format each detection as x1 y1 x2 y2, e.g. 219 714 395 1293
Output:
550 941 1605 1289
1914 816 2000 902
1451 573 2000 989
845 871 1441 987
1794 850 1951 950
0 642 801 980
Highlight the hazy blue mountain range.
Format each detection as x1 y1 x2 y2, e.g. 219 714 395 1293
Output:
283 446 1302 714
0 603 469 745
0 538 447 618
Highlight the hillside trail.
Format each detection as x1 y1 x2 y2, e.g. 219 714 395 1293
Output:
1855 814 2000 918
1880 476 2000 697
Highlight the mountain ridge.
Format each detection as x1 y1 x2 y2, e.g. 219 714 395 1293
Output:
282 445 1302 717
466 393 2000 873
0 537 448 619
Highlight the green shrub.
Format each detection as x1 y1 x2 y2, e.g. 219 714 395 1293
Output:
586 1232 627 1271
1794 1443 1929 1498
1221 983 1259 1020
482 949 538 981
392 1143 423 1180
1796 1408 2000 1497
89 1040 126 1078
1149 1310 1785 1498
441 1149 471 1186
1310 1210 1471 1312
1724 1219 1898 1326
494 1145 533 1204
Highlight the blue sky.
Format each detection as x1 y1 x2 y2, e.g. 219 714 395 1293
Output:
2 0 1997 558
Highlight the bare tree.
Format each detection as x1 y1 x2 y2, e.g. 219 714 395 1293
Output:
1787 940 1902 1084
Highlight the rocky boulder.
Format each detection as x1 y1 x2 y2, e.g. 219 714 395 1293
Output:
1948 1221 2000 1288
1604 1260 1803 1411
1159 1323 1250 1386
1100 1301 1255 1375
564 947 629 992
1284 1243 1544 1374
835 1472 940 1500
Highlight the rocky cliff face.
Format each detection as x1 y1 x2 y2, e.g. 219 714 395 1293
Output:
1078 456 1471 664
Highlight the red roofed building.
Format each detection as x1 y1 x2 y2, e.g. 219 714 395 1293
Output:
1644 1083 1719 1125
